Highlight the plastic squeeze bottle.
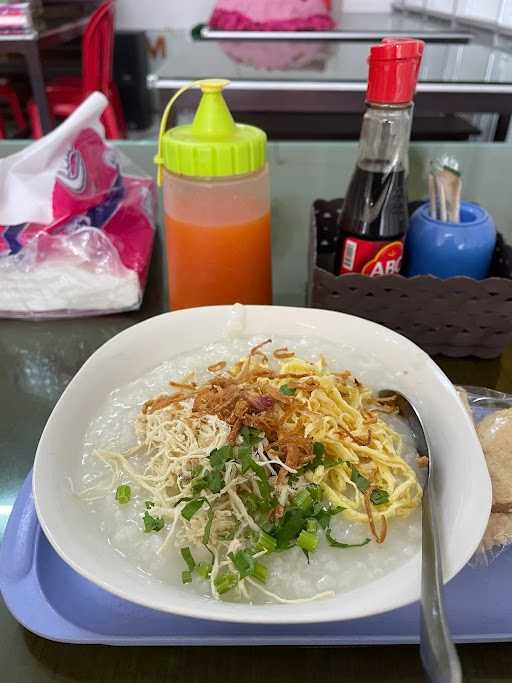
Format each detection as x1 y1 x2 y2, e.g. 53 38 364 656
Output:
155 79 272 310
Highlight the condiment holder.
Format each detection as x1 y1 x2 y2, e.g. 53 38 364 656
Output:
309 198 512 358
405 201 496 279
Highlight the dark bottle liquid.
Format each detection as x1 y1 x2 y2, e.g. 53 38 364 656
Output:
340 163 407 240
335 162 408 276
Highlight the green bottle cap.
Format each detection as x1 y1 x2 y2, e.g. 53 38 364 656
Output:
156 79 267 180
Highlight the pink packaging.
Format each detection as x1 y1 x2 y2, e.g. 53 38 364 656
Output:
0 93 156 319
209 0 335 31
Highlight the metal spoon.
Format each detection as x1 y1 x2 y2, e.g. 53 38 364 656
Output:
380 390 462 683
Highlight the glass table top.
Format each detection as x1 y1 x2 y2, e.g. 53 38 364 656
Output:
147 13 512 87
198 11 472 41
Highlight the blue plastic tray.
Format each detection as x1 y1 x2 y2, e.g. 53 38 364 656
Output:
1 471 511 645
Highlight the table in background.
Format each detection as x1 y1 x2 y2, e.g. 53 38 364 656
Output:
2 140 512 682
147 13 512 141
0 2 97 134
196 10 472 42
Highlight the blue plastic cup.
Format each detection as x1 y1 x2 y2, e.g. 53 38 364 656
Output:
404 201 496 279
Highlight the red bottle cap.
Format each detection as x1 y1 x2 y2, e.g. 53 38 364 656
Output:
366 38 425 105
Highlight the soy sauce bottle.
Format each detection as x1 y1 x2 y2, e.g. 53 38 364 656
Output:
335 39 424 276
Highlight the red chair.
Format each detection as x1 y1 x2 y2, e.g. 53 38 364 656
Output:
0 78 27 138
28 0 126 139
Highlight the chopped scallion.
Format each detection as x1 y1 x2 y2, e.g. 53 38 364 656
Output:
181 498 205 521
297 530 318 553
312 503 344 530
306 518 319 534
294 488 313 513
314 509 331 530
143 510 165 533
256 531 277 553
214 572 238 595
202 505 214 545
228 550 255 579
180 547 195 572
253 561 268 584
326 528 371 549
307 483 321 502
115 484 131 505
181 570 193 584
196 562 212 579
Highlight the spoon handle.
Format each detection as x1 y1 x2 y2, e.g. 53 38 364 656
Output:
420 483 462 683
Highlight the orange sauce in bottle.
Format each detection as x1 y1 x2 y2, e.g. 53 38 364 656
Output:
165 211 272 310
163 166 272 311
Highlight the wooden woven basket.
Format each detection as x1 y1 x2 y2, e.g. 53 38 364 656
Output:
308 199 512 358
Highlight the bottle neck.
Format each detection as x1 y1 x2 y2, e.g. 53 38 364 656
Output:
356 103 412 175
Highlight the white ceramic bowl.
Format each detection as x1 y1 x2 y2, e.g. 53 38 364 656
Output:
33 306 491 624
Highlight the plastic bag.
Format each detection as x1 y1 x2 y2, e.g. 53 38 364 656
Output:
457 385 512 565
0 92 156 319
